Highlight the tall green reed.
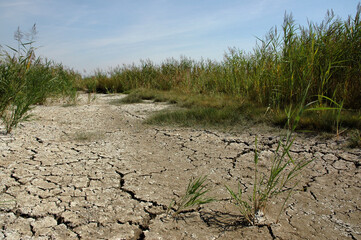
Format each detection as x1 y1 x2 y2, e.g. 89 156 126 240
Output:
86 4 360 112
0 25 78 133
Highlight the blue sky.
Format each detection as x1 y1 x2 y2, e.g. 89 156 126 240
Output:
0 0 359 74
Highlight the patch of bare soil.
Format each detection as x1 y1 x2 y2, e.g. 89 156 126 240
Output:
0 93 360 239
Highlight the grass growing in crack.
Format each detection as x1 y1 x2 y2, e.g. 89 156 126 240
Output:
167 175 216 218
226 85 314 226
226 135 312 225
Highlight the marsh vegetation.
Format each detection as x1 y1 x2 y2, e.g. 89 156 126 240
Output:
83 7 361 135
1 6 360 135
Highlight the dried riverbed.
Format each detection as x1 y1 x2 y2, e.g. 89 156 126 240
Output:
0 94 360 239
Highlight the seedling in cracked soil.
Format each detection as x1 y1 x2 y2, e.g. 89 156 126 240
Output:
227 87 314 226
167 175 216 218
226 136 313 226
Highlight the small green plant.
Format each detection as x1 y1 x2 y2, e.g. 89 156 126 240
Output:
167 175 215 218
226 85 313 225
226 135 312 225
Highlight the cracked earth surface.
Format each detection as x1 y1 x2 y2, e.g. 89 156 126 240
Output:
0 93 360 240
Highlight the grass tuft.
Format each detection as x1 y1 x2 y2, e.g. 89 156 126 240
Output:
0 25 78 134
226 85 314 225
167 175 216 218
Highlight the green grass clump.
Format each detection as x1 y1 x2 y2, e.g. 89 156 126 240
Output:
227 86 313 225
115 88 160 104
167 175 216 218
114 88 185 104
0 25 78 134
226 134 312 225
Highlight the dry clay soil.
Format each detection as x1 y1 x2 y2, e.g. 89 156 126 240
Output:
0 93 360 240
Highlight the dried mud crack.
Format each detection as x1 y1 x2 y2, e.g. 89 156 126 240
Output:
0 93 360 239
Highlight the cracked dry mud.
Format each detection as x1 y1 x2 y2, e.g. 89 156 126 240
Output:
0 93 360 240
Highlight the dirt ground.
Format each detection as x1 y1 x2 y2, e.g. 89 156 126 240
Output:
0 93 360 240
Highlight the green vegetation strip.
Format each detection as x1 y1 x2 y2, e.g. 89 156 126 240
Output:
85 6 361 111
115 88 361 135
